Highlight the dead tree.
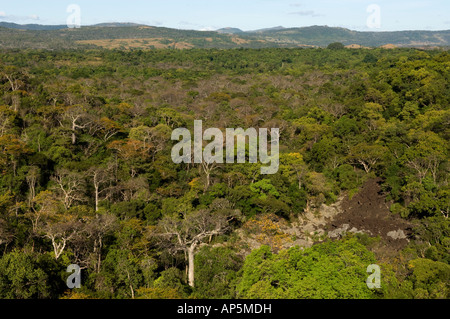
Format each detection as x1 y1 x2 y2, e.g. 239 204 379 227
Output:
154 207 240 287
51 169 86 210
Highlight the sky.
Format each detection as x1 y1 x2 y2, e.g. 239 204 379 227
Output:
0 0 449 32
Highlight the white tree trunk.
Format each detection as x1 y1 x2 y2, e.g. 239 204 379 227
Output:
72 131 77 145
94 185 99 212
126 270 135 299
187 246 196 287
11 94 20 112
51 236 66 260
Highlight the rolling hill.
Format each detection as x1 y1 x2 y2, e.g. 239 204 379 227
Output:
0 22 448 50
256 25 450 47
0 21 69 30
216 27 244 34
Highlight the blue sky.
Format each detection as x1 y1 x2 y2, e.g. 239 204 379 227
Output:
0 0 449 31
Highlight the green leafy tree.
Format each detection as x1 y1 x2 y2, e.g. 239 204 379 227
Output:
280 153 308 190
348 143 387 174
327 42 345 50
193 246 243 299
404 259 450 299
0 251 53 299
250 179 280 200
236 237 381 299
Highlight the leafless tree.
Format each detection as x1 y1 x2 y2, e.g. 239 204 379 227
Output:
0 65 27 111
200 161 219 193
154 204 241 287
60 105 91 145
0 218 14 249
71 213 117 271
0 108 12 137
26 166 40 204
51 169 86 210
38 213 82 260
120 176 150 202
26 191 58 234
406 155 442 184
88 166 112 212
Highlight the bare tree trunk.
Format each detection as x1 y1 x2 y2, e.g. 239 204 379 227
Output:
359 160 371 174
11 95 20 112
184 250 188 285
126 270 135 299
97 236 102 273
205 172 210 192
157 210 237 289
12 160 17 177
94 185 99 212
201 162 216 193
187 245 196 287
72 131 77 145
51 236 66 260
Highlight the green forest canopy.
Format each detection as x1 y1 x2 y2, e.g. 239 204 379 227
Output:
0 47 448 299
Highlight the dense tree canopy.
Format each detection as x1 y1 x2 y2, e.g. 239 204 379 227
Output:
0 47 448 299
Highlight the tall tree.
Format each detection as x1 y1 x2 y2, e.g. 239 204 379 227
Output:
26 166 40 204
348 144 386 174
155 204 241 287
51 169 86 210
61 105 90 145
0 65 27 112
88 166 112 212
280 153 308 190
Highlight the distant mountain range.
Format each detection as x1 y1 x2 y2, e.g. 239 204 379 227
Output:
0 21 142 30
0 22 448 49
0 21 68 30
248 26 287 33
217 26 288 34
216 27 244 34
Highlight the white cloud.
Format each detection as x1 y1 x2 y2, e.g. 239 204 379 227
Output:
0 12 40 22
199 26 216 31
180 21 196 26
289 10 323 17
178 21 219 31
